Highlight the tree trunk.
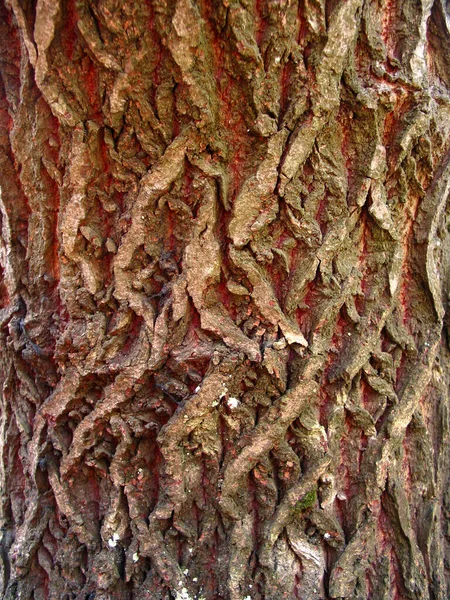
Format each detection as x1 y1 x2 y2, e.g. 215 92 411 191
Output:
1 0 450 598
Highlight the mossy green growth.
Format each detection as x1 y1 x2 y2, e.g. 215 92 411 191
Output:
293 488 317 515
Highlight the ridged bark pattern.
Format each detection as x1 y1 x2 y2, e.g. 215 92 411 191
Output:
0 1 450 599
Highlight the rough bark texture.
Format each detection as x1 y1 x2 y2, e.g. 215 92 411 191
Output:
1 1 450 599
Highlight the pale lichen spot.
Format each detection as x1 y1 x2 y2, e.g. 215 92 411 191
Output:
175 588 192 600
227 397 240 409
108 532 120 548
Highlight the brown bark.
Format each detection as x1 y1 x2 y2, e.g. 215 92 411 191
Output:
1 1 450 599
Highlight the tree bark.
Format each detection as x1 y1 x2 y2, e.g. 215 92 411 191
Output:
1 0 450 598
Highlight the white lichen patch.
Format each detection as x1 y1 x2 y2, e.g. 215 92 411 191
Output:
174 588 205 600
175 588 191 600
227 397 240 409
107 532 120 548
132 552 139 562
174 581 206 600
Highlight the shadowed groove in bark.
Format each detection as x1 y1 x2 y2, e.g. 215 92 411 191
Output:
0 0 450 599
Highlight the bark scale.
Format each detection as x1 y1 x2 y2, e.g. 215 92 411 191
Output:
0 1 450 599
